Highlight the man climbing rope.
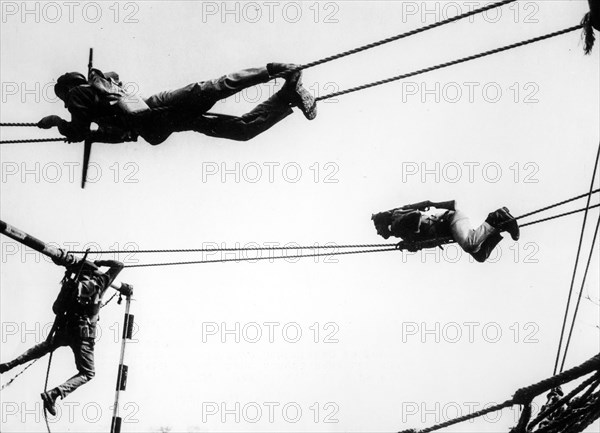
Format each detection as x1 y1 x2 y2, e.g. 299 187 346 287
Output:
0 257 132 416
36 63 317 145
371 200 520 262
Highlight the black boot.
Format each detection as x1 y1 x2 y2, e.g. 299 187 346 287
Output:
0 361 15 374
470 232 504 263
485 207 520 241
41 388 61 417
266 62 299 78
279 69 317 121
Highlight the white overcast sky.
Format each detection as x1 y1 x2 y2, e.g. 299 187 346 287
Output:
1 1 599 432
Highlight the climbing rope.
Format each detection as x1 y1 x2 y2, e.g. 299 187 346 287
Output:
0 359 39 390
68 243 397 255
42 351 54 433
0 122 38 127
560 213 600 373
554 142 600 375
316 24 583 101
0 137 66 144
279 0 516 78
123 246 397 269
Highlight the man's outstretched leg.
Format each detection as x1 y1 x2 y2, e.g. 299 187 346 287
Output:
450 208 520 263
41 337 95 417
193 90 294 141
0 339 57 374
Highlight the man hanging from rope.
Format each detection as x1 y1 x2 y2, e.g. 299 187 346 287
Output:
371 200 520 262
0 256 131 416
36 63 317 145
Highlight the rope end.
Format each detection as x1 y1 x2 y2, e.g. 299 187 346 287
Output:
582 12 596 55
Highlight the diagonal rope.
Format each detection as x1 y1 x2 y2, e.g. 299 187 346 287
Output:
316 24 583 101
515 189 600 222
520 203 600 228
554 141 600 375
68 243 397 255
1 359 39 390
122 247 397 269
0 137 66 144
0 122 38 127
285 0 516 76
560 212 600 372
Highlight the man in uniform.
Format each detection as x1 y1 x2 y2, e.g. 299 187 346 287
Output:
0 259 131 416
37 63 317 145
371 200 520 262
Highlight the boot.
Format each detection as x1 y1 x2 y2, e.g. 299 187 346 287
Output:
498 207 520 241
41 388 61 417
470 232 504 263
266 62 299 78
485 207 520 241
279 69 317 121
0 361 15 374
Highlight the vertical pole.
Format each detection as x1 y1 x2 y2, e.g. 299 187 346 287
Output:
111 294 134 433
81 47 94 189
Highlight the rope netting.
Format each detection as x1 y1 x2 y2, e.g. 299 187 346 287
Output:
398 353 600 433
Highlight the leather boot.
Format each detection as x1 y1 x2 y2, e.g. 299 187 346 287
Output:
485 207 520 241
41 388 61 417
0 361 15 374
266 62 298 78
470 232 504 263
279 69 317 120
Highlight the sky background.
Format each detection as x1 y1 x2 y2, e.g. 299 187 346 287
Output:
1 1 599 432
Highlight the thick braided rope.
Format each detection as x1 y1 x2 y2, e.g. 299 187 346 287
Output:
528 373 600 430
282 0 516 78
123 247 398 269
533 378 600 433
0 122 38 127
316 25 583 101
513 354 600 405
68 243 398 255
0 138 66 144
399 354 600 433
398 400 513 433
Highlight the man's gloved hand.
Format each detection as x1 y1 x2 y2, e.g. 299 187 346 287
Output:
37 115 64 129
119 282 133 297
95 259 124 268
